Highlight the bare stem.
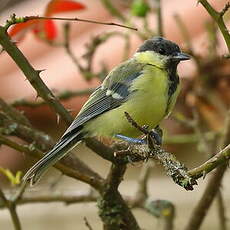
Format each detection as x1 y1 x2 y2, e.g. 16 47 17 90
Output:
155 0 163 36
188 144 230 179
184 163 228 230
5 14 136 31
0 190 97 208
216 191 227 230
0 187 22 230
0 134 104 190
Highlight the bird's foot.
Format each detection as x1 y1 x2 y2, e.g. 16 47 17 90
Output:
148 125 163 146
115 125 163 146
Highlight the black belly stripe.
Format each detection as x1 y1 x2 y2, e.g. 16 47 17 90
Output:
165 63 179 115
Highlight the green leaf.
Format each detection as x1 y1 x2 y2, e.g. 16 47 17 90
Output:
131 0 150 17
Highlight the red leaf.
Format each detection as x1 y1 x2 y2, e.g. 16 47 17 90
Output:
8 20 38 40
33 19 57 41
45 0 86 16
44 19 57 40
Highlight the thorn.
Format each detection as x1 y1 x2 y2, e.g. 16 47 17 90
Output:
35 94 41 100
0 47 4 54
36 69 46 74
220 2 230 17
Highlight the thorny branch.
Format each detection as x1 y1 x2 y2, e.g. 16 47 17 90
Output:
198 0 230 52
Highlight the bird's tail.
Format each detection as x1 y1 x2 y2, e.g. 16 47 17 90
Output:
23 130 83 185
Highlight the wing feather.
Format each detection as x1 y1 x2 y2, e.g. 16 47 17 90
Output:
61 59 145 138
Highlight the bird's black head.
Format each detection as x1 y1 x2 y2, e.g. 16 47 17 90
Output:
137 37 190 63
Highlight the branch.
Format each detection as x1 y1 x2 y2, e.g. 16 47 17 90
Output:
133 162 152 206
0 134 104 190
198 0 230 52
188 144 230 179
98 163 141 230
0 190 97 208
0 98 30 126
184 163 228 230
155 0 164 36
0 187 22 230
5 14 136 31
185 110 230 230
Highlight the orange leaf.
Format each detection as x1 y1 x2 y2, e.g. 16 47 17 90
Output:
45 0 86 16
8 20 38 40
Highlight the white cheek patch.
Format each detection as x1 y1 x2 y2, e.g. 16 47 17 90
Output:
112 92 123 100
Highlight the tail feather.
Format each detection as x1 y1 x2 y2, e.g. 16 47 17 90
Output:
23 131 83 185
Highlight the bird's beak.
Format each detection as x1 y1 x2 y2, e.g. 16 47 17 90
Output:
172 52 190 61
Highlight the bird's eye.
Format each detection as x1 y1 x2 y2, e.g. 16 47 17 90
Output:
158 48 165 55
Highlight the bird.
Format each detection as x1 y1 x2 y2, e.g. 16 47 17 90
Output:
23 36 190 184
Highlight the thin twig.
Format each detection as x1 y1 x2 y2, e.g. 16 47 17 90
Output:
155 0 163 36
0 134 104 190
0 98 31 126
0 187 22 230
216 191 228 230
63 23 85 72
133 162 152 206
188 144 230 179
84 217 94 230
5 14 136 31
185 110 230 230
184 163 228 230
0 190 97 208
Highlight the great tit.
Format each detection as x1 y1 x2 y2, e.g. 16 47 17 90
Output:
23 37 190 184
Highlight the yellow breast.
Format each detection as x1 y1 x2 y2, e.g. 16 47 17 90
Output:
84 65 172 138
